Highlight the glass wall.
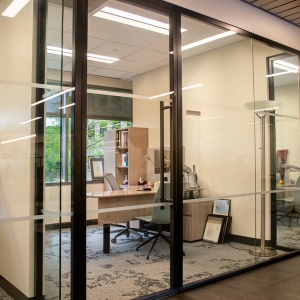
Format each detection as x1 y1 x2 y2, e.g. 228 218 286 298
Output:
1 1 299 299
0 0 73 299
181 14 300 287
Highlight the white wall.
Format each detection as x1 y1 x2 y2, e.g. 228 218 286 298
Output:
133 37 285 239
165 0 300 51
0 0 34 297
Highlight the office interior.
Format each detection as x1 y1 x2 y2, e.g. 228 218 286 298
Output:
0 0 300 299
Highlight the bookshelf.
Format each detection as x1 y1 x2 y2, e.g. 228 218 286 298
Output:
104 127 148 190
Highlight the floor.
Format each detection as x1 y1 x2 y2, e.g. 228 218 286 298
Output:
166 255 300 300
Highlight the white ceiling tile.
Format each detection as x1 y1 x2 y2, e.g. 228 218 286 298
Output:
63 63 72 72
48 4 72 31
47 59 62 70
88 15 135 41
90 68 128 78
87 60 108 68
49 32 72 49
87 66 100 75
88 37 106 52
47 28 63 45
91 41 140 59
103 60 148 73
125 49 168 64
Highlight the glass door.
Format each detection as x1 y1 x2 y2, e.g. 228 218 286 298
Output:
84 1 179 299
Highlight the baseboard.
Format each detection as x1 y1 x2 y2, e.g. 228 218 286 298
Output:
228 234 272 247
45 219 98 231
0 275 39 300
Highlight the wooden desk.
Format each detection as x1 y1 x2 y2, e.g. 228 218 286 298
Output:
87 187 155 253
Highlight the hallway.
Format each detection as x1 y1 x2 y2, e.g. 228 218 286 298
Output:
167 255 300 300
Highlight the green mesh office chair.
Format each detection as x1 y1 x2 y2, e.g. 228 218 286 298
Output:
135 181 187 259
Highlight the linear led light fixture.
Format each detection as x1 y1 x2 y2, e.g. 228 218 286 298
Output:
1 0 30 18
266 59 299 77
20 117 42 124
59 103 75 109
1 134 36 145
149 91 174 99
30 87 75 107
47 46 119 64
94 6 186 36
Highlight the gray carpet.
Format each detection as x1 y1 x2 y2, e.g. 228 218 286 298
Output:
1 218 298 300
44 225 290 300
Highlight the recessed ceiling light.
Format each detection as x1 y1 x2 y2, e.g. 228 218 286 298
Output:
2 0 30 18
181 31 237 52
94 6 187 35
47 46 119 64
266 59 299 77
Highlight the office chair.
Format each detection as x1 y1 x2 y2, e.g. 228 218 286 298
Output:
104 173 147 243
277 176 300 227
135 181 187 259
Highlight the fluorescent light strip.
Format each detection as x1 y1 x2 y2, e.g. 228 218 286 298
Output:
20 117 42 125
265 71 295 78
274 60 299 71
199 116 222 121
182 31 236 52
182 84 202 90
94 7 186 35
47 46 119 64
1 134 36 145
30 87 75 107
2 0 30 18
59 103 75 109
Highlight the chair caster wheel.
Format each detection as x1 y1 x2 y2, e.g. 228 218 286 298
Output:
146 255 149 260
138 237 143 242
111 238 116 243
144 233 148 237
136 248 139 251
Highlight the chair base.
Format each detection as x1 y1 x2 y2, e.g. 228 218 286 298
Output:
277 204 300 227
111 221 148 243
136 224 185 259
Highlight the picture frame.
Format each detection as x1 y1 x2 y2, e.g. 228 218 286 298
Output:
203 215 225 243
90 158 104 180
203 214 232 244
212 199 231 216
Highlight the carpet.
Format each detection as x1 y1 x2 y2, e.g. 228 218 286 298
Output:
44 225 289 300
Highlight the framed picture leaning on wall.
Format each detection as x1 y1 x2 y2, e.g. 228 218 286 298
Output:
90 158 104 180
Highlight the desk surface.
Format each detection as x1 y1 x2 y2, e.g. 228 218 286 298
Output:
87 187 156 199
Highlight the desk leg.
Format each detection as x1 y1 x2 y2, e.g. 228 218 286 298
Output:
103 224 110 254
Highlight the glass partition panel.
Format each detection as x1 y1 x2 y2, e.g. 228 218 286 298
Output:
181 15 259 284
86 1 173 299
0 0 73 299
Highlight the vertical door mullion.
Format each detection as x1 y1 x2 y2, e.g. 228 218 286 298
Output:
170 9 183 290
71 0 88 299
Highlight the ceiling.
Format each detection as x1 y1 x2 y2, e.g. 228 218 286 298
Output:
242 0 300 28
46 0 298 86
47 0 245 81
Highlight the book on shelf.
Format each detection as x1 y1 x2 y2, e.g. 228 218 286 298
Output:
120 131 128 148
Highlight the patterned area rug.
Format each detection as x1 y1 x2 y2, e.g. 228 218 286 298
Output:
0 288 13 300
43 225 289 300
277 216 300 249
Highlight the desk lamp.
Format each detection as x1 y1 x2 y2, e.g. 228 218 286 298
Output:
244 100 281 257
